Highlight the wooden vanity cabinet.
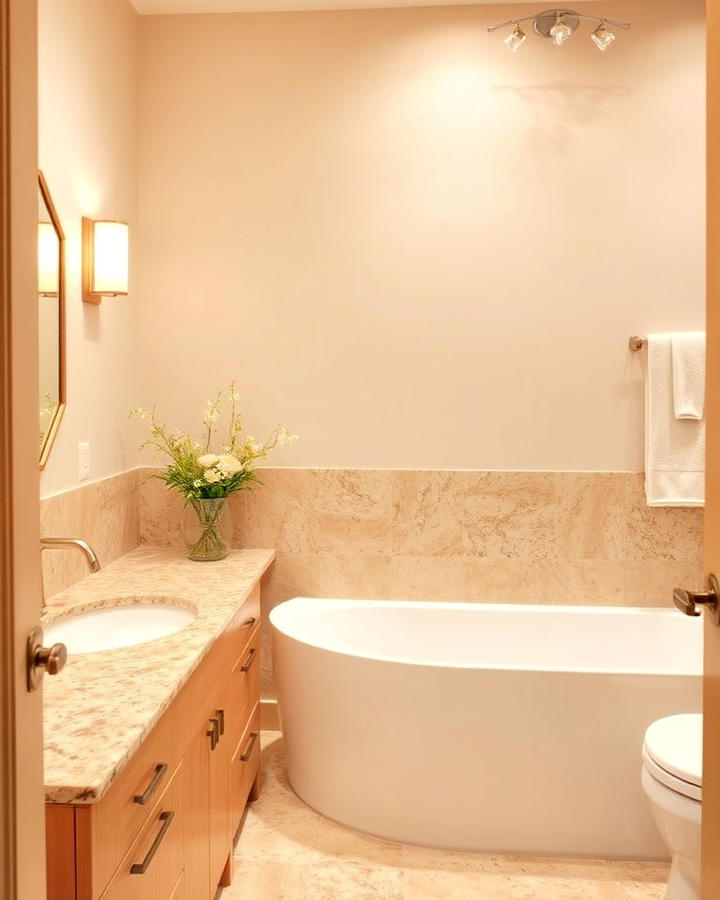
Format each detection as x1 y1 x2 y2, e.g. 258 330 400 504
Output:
46 585 262 900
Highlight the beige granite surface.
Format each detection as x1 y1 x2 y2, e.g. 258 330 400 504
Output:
42 546 275 805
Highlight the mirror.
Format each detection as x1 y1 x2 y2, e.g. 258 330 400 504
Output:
38 171 66 469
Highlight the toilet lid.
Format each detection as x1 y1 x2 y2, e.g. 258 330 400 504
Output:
643 714 702 799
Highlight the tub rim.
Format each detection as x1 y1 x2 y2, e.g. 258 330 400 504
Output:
269 597 703 677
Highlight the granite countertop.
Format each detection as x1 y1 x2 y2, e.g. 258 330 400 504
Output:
42 546 275 805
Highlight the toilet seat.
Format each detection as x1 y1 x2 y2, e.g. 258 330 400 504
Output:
642 714 702 802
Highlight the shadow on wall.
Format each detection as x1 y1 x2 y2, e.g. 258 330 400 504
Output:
494 82 632 152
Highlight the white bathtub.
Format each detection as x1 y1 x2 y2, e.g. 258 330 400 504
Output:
270 598 702 858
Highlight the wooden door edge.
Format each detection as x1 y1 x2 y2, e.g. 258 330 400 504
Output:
0 0 19 895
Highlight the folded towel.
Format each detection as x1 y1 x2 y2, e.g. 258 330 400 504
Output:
645 333 705 507
671 331 706 420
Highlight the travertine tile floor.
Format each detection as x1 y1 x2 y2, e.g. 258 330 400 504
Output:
219 732 669 899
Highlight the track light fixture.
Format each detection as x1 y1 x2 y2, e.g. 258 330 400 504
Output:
488 8 630 53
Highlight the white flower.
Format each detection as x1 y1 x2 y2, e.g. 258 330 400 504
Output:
204 468 222 484
204 398 221 425
277 427 298 445
244 437 261 455
197 454 219 468
193 479 204 488
217 454 243 476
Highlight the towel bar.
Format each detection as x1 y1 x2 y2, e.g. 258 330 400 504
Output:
629 336 646 351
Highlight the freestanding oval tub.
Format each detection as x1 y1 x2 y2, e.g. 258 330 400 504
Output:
270 598 702 858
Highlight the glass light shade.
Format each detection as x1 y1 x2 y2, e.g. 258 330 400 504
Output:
550 15 572 46
504 25 527 53
591 23 616 51
38 221 59 296
92 221 128 294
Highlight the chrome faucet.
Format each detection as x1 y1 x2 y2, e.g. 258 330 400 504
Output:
40 538 102 573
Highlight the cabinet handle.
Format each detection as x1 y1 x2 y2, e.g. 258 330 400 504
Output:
240 648 257 673
240 731 258 762
133 763 168 805
215 708 225 737
207 718 219 751
130 810 174 875
243 617 256 628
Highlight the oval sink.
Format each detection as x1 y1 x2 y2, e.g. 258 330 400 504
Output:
44 602 196 655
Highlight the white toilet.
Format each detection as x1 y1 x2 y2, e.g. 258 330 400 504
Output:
641 714 702 900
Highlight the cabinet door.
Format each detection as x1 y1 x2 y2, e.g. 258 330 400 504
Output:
184 723 211 900
208 679 233 893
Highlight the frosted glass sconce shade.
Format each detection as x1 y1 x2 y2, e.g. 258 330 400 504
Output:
504 25 528 53
591 22 616 51
38 221 60 296
550 13 573 45
82 218 129 304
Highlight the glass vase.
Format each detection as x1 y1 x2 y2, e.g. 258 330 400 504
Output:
184 498 232 561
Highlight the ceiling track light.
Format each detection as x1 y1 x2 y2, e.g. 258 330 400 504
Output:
488 8 630 53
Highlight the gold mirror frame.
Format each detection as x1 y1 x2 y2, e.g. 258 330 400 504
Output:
38 171 66 470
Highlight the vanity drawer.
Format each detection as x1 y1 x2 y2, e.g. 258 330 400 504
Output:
92 699 185 893
225 624 260 755
231 704 261 831
101 758 186 900
233 584 260 657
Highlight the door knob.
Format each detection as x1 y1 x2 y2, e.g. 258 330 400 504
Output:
673 574 720 623
27 626 67 692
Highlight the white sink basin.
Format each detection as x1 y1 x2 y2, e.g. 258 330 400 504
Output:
44 602 196 655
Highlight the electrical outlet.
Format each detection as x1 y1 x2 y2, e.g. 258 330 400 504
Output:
78 442 90 481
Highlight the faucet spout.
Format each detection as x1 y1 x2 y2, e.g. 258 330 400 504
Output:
40 537 101 573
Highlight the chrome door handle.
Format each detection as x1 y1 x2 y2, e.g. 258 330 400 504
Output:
674 574 720 623
27 626 67 692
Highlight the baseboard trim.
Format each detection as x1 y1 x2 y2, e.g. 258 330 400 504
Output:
261 698 280 731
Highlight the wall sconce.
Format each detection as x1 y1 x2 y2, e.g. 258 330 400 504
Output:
82 218 129 304
38 221 59 296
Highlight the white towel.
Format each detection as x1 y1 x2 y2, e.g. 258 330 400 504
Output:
671 331 706 420
645 333 705 507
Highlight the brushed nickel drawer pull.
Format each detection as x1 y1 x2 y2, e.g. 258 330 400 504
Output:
240 731 258 762
130 810 174 875
240 648 257 673
243 617 256 628
133 763 168 805
216 708 225 737
207 717 219 751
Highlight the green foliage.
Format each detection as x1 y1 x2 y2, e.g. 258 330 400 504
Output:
130 382 296 502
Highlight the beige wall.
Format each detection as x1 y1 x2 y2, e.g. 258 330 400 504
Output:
38 0 139 496
137 0 705 473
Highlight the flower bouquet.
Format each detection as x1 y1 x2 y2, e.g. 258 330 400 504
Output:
132 384 295 561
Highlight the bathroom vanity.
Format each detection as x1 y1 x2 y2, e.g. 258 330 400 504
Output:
43 548 274 900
